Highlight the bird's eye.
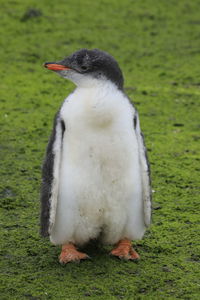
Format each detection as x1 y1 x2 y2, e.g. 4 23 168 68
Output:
81 65 88 71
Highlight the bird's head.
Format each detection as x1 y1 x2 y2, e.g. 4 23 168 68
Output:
44 49 124 90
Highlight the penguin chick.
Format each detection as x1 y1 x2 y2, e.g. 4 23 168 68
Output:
41 49 151 263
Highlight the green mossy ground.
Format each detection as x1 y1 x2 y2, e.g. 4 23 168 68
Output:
0 0 200 299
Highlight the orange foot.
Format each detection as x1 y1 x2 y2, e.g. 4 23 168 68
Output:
110 238 140 260
59 243 89 264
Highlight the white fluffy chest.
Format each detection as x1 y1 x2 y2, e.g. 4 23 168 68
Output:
60 85 137 178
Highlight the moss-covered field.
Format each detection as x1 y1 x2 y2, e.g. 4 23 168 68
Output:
1 0 200 299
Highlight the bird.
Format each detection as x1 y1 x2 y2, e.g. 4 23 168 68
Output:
40 48 151 264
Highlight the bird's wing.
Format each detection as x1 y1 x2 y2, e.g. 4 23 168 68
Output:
134 111 152 227
40 111 65 236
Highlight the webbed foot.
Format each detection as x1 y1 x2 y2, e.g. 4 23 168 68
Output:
110 238 140 260
59 243 89 264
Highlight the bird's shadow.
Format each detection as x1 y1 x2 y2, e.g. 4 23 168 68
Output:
79 238 109 259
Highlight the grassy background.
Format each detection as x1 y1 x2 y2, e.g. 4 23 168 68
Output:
0 0 200 299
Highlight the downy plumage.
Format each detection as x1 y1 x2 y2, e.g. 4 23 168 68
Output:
41 49 151 263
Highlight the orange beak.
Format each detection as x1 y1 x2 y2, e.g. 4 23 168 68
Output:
44 63 71 71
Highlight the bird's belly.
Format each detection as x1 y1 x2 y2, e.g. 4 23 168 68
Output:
62 129 139 201
53 127 141 245
62 126 138 185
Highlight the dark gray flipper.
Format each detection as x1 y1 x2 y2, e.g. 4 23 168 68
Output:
134 111 152 226
40 112 65 236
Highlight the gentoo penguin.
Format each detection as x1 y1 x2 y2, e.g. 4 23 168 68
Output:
41 49 151 263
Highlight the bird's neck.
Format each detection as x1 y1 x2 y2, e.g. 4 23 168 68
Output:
72 81 122 128
75 79 118 101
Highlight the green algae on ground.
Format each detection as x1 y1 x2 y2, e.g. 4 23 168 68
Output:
0 0 200 299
